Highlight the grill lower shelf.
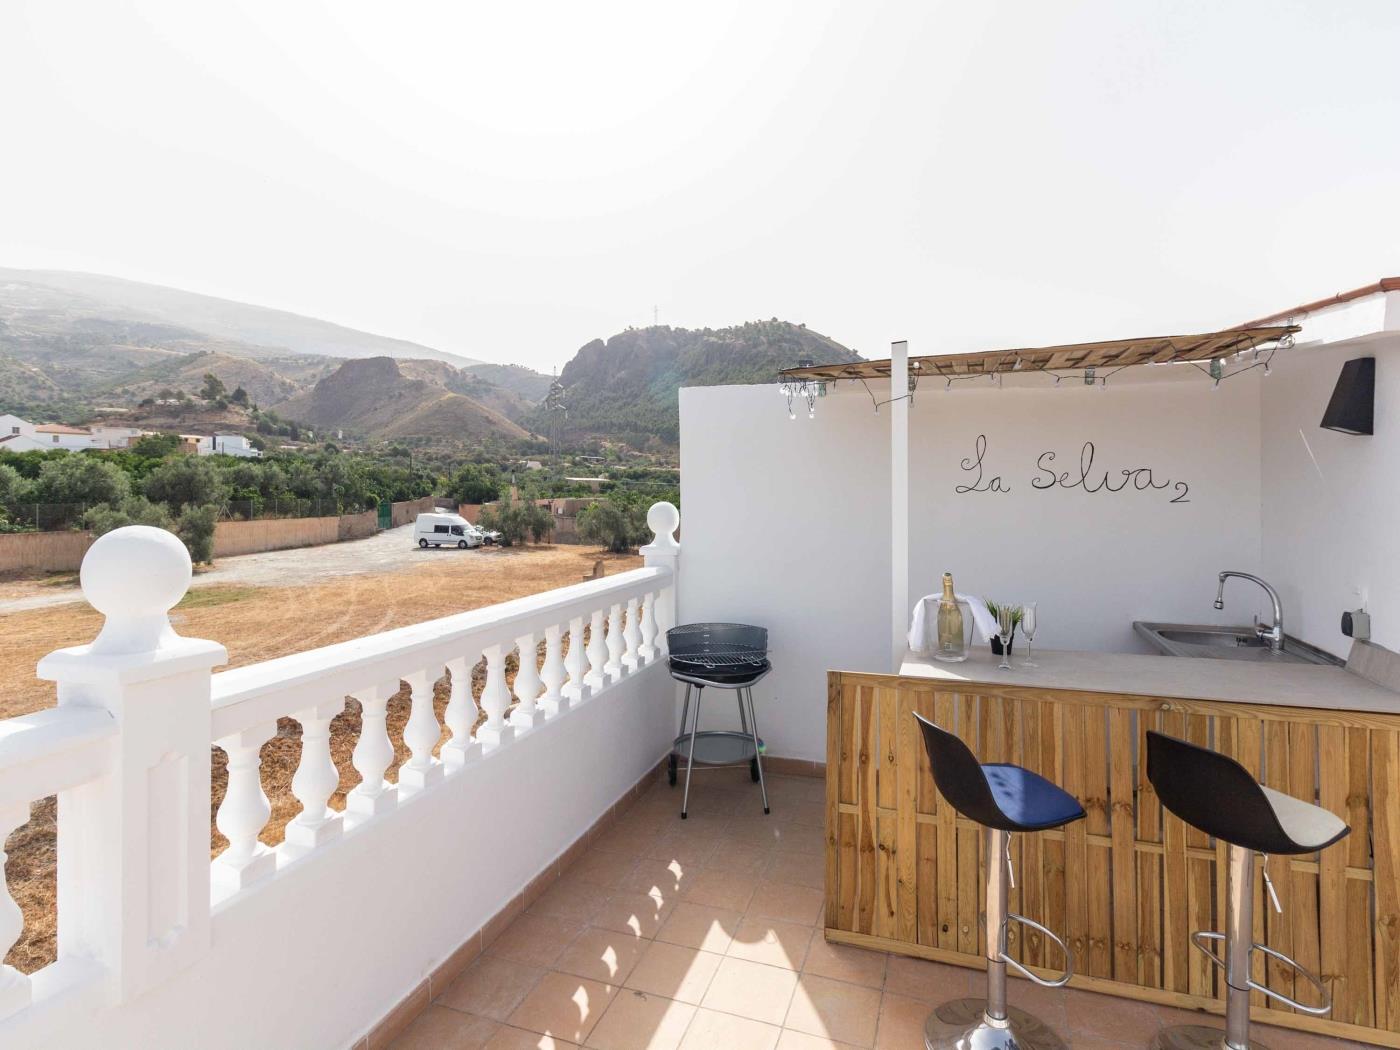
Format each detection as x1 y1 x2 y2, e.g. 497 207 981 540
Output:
670 730 764 766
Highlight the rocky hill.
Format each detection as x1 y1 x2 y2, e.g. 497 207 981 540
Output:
272 357 533 444
537 321 861 444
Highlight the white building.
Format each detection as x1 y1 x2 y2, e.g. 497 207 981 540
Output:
205 434 261 458
88 425 145 449
0 414 35 441
31 423 100 450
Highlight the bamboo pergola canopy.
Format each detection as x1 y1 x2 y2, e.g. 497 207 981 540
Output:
778 324 1301 381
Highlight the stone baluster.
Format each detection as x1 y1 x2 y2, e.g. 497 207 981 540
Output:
623 596 643 670
282 698 346 860
0 805 30 1017
399 671 443 796
605 602 625 681
563 615 590 703
442 656 482 769
586 608 608 689
346 683 399 825
477 644 516 749
213 722 278 897
639 591 659 662
539 623 570 717
510 632 546 730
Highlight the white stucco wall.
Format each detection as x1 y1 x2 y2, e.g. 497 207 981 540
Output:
1261 333 1400 656
680 370 1265 762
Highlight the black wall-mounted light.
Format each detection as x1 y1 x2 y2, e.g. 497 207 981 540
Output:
1321 356 1375 435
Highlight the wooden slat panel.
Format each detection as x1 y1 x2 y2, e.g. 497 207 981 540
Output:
1160 709 1190 994
917 824 937 948
894 687 919 943
1018 700 1045 968
856 684 878 934
1061 703 1091 972
1185 713 1216 998
1347 726 1376 1027
956 694 979 956
1317 723 1351 1023
1288 721 1321 1017
824 672 844 929
1041 699 1067 978
1109 708 1138 983
1235 716 1267 1009
934 691 958 951
1372 730 1400 1032
1084 705 1112 979
1263 719 1296 1003
1136 706 1163 988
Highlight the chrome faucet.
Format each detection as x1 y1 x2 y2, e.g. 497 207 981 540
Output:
1214 571 1285 652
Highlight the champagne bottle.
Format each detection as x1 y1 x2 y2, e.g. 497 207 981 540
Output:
936 572 965 659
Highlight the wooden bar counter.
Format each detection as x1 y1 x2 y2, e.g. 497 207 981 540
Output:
824 648 1400 1046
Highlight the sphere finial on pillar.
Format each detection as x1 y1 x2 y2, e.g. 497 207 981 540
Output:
81 526 192 655
645 501 679 552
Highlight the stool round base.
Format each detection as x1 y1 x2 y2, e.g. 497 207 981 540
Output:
1151 1024 1270 1050
923 998 1069 1050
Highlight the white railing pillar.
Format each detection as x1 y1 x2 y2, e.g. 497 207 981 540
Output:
0 804 31 1016
539 624 570 717
36 526 227 1001
476 644 515 750
563 616 590 703
640 502 679 653
441 657 482 769
213 722 278 896
604 603 625 681
509 633 546 731
399 671 443 796
281 697 346 861
346 682 399 825
623 596 642 671
639 592 659 662
586 609 608 689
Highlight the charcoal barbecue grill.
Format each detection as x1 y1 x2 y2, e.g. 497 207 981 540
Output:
666 623 771 818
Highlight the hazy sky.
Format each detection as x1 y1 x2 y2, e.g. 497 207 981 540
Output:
3 1 1399 372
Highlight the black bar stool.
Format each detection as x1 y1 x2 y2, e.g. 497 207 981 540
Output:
914 713 1084 1050
1146 731 1350 1050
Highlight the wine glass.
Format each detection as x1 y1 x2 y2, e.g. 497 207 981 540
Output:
1021 602 1038 667
996 604 1017 671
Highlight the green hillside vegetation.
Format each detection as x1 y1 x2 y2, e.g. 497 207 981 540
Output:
534 320 861 445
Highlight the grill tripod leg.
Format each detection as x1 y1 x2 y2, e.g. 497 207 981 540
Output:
681 685 702 819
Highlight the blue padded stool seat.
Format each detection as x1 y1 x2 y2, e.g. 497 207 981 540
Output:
981 764 1087 832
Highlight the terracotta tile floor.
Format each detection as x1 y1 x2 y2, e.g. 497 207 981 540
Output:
392 770 1370 1050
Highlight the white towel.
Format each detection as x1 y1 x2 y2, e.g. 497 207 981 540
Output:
908 592 999 654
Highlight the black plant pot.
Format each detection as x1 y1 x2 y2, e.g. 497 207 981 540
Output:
990 631 1016 656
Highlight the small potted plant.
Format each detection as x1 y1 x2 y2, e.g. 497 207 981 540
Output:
984 599 1021 656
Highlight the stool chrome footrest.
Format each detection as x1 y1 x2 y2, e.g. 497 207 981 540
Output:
923 997 1069 1050
1190 930 1333 1015
999 913 1074 989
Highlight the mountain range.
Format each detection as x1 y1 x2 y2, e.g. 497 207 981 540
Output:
0 267 861 447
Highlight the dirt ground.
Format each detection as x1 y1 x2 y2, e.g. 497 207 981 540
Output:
2 539 640 973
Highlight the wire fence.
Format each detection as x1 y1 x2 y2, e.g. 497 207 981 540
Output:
1 498 355 533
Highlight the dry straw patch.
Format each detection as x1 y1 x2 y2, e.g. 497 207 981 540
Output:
3 543 640 973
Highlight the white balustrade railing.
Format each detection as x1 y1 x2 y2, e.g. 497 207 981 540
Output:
0 501 680 1040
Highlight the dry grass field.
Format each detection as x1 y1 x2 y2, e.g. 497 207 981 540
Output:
2 542 640 973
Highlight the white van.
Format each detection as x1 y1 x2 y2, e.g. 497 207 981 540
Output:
413 512 482 549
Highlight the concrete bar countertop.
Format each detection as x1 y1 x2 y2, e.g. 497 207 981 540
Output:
899 645 1400 714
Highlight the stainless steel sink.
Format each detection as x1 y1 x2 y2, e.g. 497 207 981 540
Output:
1133 621 1343 666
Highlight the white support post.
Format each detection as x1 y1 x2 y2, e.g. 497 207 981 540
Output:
622 596 642 671
890 340 909 671
213 723 277 898
640 502 680 654
639 592 659 662
347 682 400 824
398 671 443 796
604 603 625 682
539 623 570 717
563 616 590 704
441 658 482 769
36 526 227 999
586 609 608 690
476 644 516 750
509 633 546 731
281 697 347 861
